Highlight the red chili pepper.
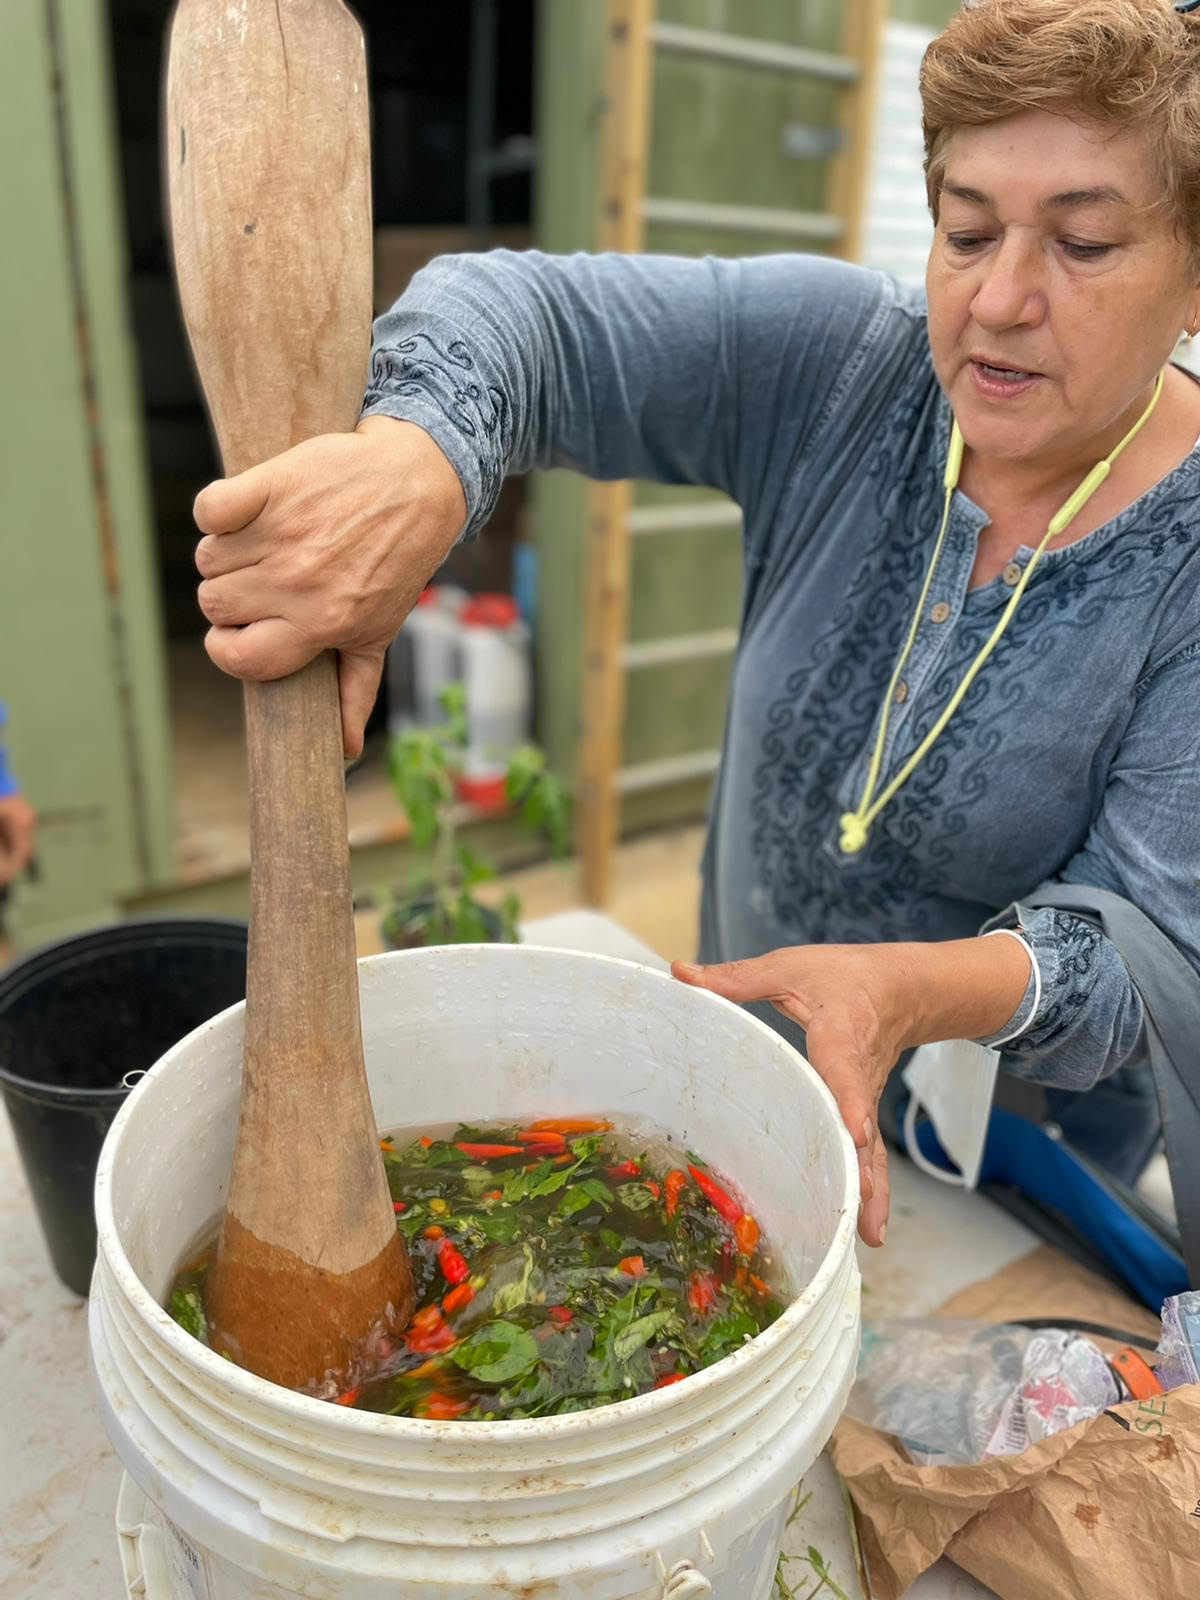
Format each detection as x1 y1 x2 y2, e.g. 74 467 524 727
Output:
748 1273 770 1302
334 1386 361 1406
516 1129 567 1152
392 1200 406 1214
405 1322 457 1355
442 1282 476 1316
420 1391 471 1421
618 1255 647 1278
522 1144 565 1160
644 1180 661 1201
664 1169 688 1218
529 1118 612 1134
547 1305 573 1327
419 1136 433 1148
734 1213 759 1256
438 1238 469 1286
553 1153 573 1165
483 1189 503 1201
688 1270 720 1316
409 1305 445 1335
456 1142 524 1159
734 1264 749 1294
688 1165 742 1225
654 1373 687 1389
606 1160 641 1180
379 1139 395 1152
421 1225 445 1241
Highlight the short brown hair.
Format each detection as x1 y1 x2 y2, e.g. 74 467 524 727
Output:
921 1 1200 260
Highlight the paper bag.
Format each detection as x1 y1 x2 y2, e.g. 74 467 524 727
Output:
828 1248 1200 1599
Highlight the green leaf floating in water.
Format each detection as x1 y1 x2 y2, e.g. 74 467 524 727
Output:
491 1244 538 1314
451 1320 541 1384
556 1186 594 1221
700 1310 760 1367
613 1309 675 1362
578 1177 614 1211
168 1286 208 1344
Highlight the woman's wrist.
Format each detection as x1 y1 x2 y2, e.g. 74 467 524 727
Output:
889 935 1034 1050
356 414 468 531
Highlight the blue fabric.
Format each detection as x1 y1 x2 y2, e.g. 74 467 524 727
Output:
362 249 1200 1096
0 703 17 799
912 1105 1188 1310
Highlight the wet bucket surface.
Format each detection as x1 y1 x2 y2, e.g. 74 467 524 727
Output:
92 945 861 1600
0 918 247 1295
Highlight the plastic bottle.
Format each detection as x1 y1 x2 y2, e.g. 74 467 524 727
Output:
403 585 466 728
456 593 531 809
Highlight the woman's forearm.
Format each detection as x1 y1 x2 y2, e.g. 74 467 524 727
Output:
889 934 1034 1051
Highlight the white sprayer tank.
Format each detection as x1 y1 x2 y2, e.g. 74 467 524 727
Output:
91 946 860 1600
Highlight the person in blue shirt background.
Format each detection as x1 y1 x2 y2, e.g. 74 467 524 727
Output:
0 703 36 898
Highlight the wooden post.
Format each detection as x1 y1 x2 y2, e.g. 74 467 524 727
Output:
576 0 653 906
826 0 887 264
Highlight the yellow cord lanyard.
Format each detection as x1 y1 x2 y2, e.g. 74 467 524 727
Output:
838 369 1165 856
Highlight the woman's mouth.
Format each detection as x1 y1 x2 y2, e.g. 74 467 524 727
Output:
969 359 1043 398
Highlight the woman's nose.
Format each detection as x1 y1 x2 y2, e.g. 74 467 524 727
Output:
970 238 1046 331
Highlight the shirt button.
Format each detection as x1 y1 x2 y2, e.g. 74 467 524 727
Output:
893 680 909 704
1002 561 1023 587
930 602 951 624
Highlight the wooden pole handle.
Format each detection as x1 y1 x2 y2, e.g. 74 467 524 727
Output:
165 0 412 1390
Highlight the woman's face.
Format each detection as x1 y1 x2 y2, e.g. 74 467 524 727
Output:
926 109 1200 465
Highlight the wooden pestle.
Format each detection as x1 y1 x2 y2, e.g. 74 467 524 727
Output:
164 0 414 1391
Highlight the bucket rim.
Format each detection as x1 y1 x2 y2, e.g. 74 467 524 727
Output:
0 915 248 1102
94 943 859 1438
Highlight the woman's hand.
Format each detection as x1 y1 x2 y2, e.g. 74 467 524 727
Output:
192 416 466 757
671 936 1032 1246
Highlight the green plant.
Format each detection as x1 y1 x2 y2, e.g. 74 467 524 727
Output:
383 683 571 947
774 1484 855 1600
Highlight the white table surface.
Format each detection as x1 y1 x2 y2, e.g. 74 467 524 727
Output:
0 910 1036 1599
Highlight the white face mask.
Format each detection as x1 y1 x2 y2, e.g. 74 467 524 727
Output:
900 927 1038 1189
902 1037 1001 1190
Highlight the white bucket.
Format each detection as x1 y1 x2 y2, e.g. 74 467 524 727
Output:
91 946 860 1600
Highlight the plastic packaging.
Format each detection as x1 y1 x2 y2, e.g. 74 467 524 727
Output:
91 944 860 1600
845 1318 1118 1467
1155 1290 1200 1390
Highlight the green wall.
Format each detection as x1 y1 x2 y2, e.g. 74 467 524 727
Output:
0 0 172 945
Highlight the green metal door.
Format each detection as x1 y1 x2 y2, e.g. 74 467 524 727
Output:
0 0 172 946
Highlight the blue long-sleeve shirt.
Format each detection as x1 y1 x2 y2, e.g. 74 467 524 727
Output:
361 250 1200 1092
0 703 18 799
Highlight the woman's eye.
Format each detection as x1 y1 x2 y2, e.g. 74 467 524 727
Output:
946 234 988 254
1061 241 1114 261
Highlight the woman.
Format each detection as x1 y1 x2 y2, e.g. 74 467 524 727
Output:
191 1 1200 1255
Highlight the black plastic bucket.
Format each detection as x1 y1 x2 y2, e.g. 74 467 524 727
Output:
0 918 247 1295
